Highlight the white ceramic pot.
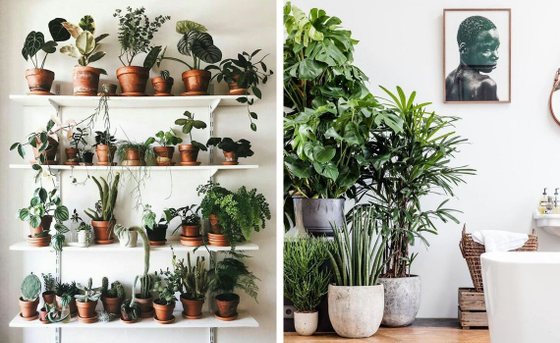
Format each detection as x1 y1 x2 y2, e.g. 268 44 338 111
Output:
328 284 384 338
77 231 91 247
378 275 421 327
294 311 318 336
117 229 138 248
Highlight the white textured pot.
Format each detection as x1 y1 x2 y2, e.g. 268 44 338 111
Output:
328 284 384 338
294 311 318 336
378 275 421 327
117 230 138 248
77 231 91 247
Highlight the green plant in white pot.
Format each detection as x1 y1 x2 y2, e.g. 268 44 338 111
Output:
354 86 475 327
327 207 386 338
284 237 331 336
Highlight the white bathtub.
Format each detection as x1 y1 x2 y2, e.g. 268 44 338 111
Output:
481 252 560 343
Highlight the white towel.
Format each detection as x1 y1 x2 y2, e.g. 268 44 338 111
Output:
471 230 529 252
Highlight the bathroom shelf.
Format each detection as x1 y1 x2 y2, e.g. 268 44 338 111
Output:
533 212 560 236
9 164 259 172
9 241 259 252
9 311 258 329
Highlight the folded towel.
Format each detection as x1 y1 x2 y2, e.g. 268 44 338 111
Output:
471 230 529 252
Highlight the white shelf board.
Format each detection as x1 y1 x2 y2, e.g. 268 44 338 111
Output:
9 241 258 252
9 311 258 329
9 94 254 108
9 164 258 172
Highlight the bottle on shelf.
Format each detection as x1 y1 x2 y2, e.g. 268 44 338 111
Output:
539 188 549 214
553 188 560 214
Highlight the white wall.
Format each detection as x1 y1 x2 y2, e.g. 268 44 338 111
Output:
292 0 560 317
0 0 276 342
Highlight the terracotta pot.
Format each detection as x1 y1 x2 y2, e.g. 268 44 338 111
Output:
25 68 54 95
207 232 229 247
153 146 175 166
30 215 53 237
33 136 58 164
65 147 79 165
126 147 140 161
42 291 56 305
116 66 149 96
56 295 77 316
19 297 39 318
153 301 175 321
180 295 204 319
228 81 248 95
95 144 115 166
135 296 154 318
100 83 118 96
91 220 114 244
222 151 239 165
152 76 174 96
102 296 122 315
76 299 98 318
181 69 211 95
178 144 200 166
27 234 51 247
208 214 222 234
215 293 239 319
182 225 200 237
39 307 48 322
73 66 101 96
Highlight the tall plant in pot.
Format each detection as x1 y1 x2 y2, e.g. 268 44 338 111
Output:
174 251 209 319
142 205 175 246
93 130 116 166
113 7 170 96
22 18 70 94
354 87 475 327
173 204 203 247
41 273 56 305
84 174 120 244
284 238 331 336
133 227 156 319
60 15 109 95
149 129 182 166
152 269 177 324
174 110 207 166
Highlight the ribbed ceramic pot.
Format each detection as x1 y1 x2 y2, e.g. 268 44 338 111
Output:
328 284 384 338
301 198 345 236
294 311 318 336
378 275 421 327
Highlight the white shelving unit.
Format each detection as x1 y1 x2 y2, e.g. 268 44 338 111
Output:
10 241 259 252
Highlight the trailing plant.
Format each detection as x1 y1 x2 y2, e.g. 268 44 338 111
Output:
42 273 56 293
113 7 170 67
284 237 332 312
74 278 101 302
116 138 156 165
352 87 475 278
121 275 140 321
209 253 258 301
55 281 80 297
206 137 254 159
153 270 177 305
60 15 109 72
22 18 70 69
101 277 125 300
150 129 182 147
84 174 120 221
21 273 41 301
174 110 207 151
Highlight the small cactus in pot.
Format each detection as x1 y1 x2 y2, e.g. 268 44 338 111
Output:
74 278 101 322
101 276 126 316
19 273 41 319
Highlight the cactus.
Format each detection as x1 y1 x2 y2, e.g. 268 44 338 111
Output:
98 310 111 323
183 253 209 301
74 278 101 303
101 277 109 297
113 281 125 300
41 273 55 292
21 273 41 301
84 174 120 221
121 275 140 321
138 274 154 299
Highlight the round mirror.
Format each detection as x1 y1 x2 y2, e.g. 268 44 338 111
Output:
549 69 560 125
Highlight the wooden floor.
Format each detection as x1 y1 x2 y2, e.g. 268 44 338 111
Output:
284 319 490 343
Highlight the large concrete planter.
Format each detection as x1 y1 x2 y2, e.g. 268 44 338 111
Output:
294 311 318 336
301 198 345 236
378 275 421 327
328 284 384 338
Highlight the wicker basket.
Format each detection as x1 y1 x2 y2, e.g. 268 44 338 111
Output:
459 225 538 292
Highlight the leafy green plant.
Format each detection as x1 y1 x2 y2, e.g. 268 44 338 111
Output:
74 278 101 302
45 299 70 323
209 253 258 301
93 130 116 147
284 238 331 312
206 137 254 159
60 15 109 73
84 174 120 221
55 281 80 297
353 87 475 278
113 7 170 67
22 18 70 69
153 270 177 305
21 273 41 301
71 209 93 245
174 110 207 151
150 129 182 147
42 273 56 293
116 139 156 165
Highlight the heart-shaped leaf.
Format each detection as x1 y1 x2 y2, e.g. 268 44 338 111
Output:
176 20 207 34
41 40 57 54
191 32 222 64
49 18 70 42
24 31 45 59
76 31 95 55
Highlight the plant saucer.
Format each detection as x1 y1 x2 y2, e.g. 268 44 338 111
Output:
120 316 137 324
149 240 166 247
78 313 98 324
179 161 201 166
182 312 202 320
214 311 237 321
221 161 239 166
95 239 114 244
154 315 175 324
20 312 39 321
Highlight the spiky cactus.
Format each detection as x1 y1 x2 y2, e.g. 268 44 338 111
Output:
21 273 41 301
183 253 209 301
134 226 153 299
98 310 111 323
74 278 101 303
101 277 109 297
84 174 120 221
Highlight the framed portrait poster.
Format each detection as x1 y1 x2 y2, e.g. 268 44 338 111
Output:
443 9 511 103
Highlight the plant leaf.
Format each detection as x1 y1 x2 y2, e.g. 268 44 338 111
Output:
49 18 71 42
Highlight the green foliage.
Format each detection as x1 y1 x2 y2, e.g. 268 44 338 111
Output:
42 273 56 292
21 273 41 301
84 174 120 221
182 253 209 301
174 111 207 151
328 207 386 286
22 18 69 68
284 238 332 312
152 270 177 305
55 281 80 297
151 129 183 147
113 7 170 66
116 139 156 165
353 87 475 277
209 253 258 301
74 278 101 302
60 16 109 71
45 300 70 323
93 130 116 147
100 277 125 300
206 137 254 159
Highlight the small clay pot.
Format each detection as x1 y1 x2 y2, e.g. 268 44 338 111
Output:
27 234 51 247
178 144 201 166
25 68 54 95
215 293 239 319
95 144 115 166
100 83 118 96
153 301 175 321
33 136 58 165
30 215 53 237
65 147 79 165
76 299 98 319
181 225 200 237
39 307 48 322
126 147 141 161
73 66 101 96
207 232 229 247
152 76 174 96
42 291 56 305
19 297 39 318
153 146 175 166
116 66 149 96
181 69 211 96
222 151 239 165
91 220 114 244
135 296 154 318
228 82 248 95
56 295 77 316
180 295 204 319
102 296 122 316
208 214 221 234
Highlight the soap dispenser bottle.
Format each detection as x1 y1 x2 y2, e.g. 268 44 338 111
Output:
554 188 560 214
539 188 549 214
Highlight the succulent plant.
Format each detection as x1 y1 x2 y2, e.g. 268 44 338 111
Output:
84 174 120 221
183 253 209 301
101 277 125 300
74 278 101 302
21 273 41 301
46 299 70 323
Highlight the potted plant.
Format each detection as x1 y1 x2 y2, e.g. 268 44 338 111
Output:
71 209 93 247
65 127 89 165
55 281 79 316
152 70 174 96
209 254 258 321
149 129 182 166
174 204 202 247
152 270 177 324
113 7 170 96
74 278 101 323
284 238 331 336
354 87 474 327
19 273 41 320
93 130 116 166
121 276 141 323
60 15 108 95
114 224 140 248
22 18 70 94
158 20 222 95
327 207 386 338
18 187 69 248
142 205 175 246
44 297 71 324
175 252 209 319
84 174 120 244
81 149 94 165
116 138 155 166
206 137 254 165
174 110 207 165
133 227 156 318
41 273 56 305
101 277 125 317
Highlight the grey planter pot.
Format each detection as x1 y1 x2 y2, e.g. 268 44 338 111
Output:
301 198 345 236
378 275 421 327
